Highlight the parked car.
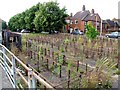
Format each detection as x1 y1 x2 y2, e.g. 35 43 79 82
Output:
105 32 120 38
21 29 30 33
51 30 59 34
71 30 84 35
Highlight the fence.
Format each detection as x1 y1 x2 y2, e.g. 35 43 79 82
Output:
0 44 54 89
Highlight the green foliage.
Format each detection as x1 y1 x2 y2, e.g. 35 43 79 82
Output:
53 65 60 74
61 47 65 52
8 14 20 31
40 47 43 55
64 38 70 44
67 61 71 70
2 21 7 29
24 3 40 31
85 23 99 40
115 69 120 75
8 3 41 32
81 76 88 88
95 57 116 73
34 1 68 33
52 54 63 75
8 1 67 33
58 54 63 64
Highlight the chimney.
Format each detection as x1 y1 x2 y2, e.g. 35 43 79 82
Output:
91 9 95 14
70 13 73 17
82 5 85 11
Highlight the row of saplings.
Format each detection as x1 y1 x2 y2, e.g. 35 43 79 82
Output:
22 35 118 89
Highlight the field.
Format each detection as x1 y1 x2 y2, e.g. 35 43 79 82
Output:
11 33 119 88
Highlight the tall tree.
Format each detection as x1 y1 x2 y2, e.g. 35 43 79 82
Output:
2 20 7 29
18 12 26 29
8 3 41 32
34 1 68 33
24 3 40 31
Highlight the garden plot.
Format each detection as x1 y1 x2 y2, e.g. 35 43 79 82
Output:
11 33 119 88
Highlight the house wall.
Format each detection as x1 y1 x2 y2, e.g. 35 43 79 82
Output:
65 14 102 33
70 19 85 32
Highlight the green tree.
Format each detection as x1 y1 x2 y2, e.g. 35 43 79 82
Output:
8 3 41 32
34 1 68 33
24 3 40 31
85 23 99 40
18 12 26 29
8 13 24 31
2 20 7 29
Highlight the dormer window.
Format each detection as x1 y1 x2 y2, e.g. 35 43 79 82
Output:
75 20 78 24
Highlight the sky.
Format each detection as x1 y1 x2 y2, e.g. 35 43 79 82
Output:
0 0 119 22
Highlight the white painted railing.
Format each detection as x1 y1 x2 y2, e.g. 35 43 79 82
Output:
0 44 54 89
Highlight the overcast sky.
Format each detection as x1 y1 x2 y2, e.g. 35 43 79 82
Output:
0 0 119 22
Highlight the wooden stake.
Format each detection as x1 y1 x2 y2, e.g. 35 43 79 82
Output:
59 65 61 78
77 60 79 72
68 69 70 88
44 48 47 56
63 55 66 65
46 59 49 70
86 63 88 73
30 51 32 59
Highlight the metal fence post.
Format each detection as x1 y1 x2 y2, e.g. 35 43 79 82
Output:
2 47 6 66
28 69 36 89
32 75 36 88
12 56 16 88
28 69 33 89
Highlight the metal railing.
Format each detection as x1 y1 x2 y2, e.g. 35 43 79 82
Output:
0 44 54 89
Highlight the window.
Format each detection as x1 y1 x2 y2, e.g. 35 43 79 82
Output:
74 28 79 31
70 21 73 24
85 22 87 25
66 20 70 24
75 20 78 24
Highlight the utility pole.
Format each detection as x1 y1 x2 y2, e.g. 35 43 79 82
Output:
100 19 102 36
95 15 97 31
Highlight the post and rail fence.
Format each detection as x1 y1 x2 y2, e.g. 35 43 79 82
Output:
0 44 55 89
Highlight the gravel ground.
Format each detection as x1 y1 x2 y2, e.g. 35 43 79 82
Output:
0 65 12 89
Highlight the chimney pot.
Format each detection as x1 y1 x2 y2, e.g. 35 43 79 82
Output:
82 5 85 11
91 9 95 14
70 13 73 17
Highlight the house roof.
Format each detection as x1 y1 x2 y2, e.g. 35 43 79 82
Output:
106 19 115 27
112 19 120 26
73 10 90 20
83 13 101 22
68 5 101 23
114 22 119 27
102 20 107 24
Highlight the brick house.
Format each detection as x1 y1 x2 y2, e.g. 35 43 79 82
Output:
112 18 120 31
103 19 120 32
65 5 101 33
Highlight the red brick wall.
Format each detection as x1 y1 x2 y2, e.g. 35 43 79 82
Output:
70 19 85 32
